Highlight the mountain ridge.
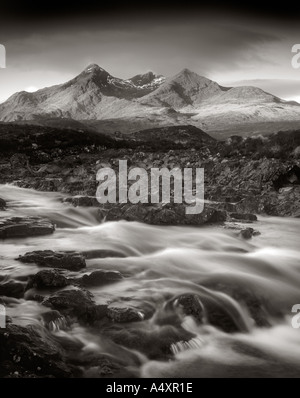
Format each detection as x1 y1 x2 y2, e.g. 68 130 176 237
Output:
0 64 300 135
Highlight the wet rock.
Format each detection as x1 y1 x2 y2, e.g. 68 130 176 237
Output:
107 325 195 360
63 196 99 207
173 294 204 323
81 249 127 259
203 282 272 328
78 270 123 287
26 269 69 290
40 311 70 332
108 303 153 323
0 281 25 299
104 204 227 226
18 250 86 271
106 307 145 323
0 198 6 210
76 352 138 378
0 217 55 239
42 289 94 314
42 288 108 325
229 212 257 221
0 324 72 378
81 304 108 324
240 228 254 239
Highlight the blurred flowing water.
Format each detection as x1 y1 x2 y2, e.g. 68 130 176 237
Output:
1 184 300 378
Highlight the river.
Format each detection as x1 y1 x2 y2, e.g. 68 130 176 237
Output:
1 184 300 378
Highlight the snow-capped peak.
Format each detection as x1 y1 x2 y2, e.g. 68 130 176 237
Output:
83 64 107 74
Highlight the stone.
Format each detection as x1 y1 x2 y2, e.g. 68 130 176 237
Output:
0 324 72 378
106 307 145 323
18 250 86 271
104 203 227 226
0 198 6 210
26 269 69 290
173 294 204 323
40 311 69 332
230 213 257 221
78 270 123 287
0 217 55 239
63 196 99 207
0 281 25 299
240 228 255 239
81 249 126 259
42 289 94 313
42 289 108 324
106 302 155 323
107 326 195 360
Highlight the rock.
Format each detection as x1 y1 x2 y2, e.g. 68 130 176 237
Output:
230 213 257 221
104 204 227 226
78 270 123 287
0 217 55 239
107 307 144 323
0 324 72 378
42 288 108 324
107 325 195 360
42 289 94 313
106 303 154 323
0 281 25 299
81 249 127 259
82 304 108 324
40 311 69 332
240 228 255 239
84 354 137 378
18 250 86 271
63 196 99 207
0 198 6 210
173 294 204 323
26 269 69 290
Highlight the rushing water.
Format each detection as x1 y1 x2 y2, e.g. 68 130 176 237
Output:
1 184 300 378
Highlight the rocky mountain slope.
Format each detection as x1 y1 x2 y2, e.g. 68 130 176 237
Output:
1 65 300 135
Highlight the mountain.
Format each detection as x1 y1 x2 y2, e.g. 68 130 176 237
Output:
0 64 300 136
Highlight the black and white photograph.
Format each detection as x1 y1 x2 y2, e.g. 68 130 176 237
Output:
0 0 300 381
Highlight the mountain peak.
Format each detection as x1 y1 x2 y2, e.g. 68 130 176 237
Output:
83 64 108 75
180 68 194 75
129 71 164 87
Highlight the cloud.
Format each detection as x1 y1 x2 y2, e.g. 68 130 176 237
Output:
0 12 299 102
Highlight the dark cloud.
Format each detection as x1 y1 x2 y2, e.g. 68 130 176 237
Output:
0 0 298 21
0 3 299 102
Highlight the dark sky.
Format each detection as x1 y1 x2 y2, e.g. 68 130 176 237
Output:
0 1 300 102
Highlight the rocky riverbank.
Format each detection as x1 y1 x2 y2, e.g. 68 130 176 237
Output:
0 124 299 221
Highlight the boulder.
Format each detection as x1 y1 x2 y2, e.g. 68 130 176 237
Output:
0 198 6 210
0 324 72 378
107 326 195 360
229 213 257 221
42 288 107 324
173 294 204 323
240 228 261 240
0 281 25 299
104 203 227 226
63 196 99 207
0 217 55 239
26 269 69 290
106 303 155 323
42 289 94 313
18 250 86 271
40 310 69 332
78 270 123 287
